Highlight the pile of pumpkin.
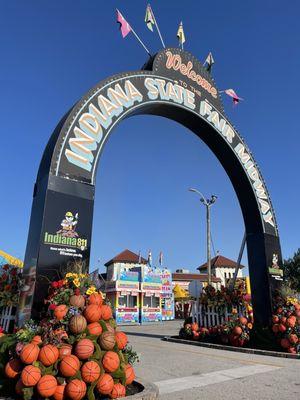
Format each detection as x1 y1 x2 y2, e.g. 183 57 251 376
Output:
271 299 300 354
3 292 136 399
180 314 253 348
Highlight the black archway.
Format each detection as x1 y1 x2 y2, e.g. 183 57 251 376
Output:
19 48 282 327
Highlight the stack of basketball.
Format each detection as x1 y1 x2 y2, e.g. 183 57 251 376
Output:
4 292 136 399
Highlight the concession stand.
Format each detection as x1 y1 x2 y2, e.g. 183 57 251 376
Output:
140 266 162 323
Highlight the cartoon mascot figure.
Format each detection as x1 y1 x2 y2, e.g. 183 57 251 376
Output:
57 211 79 237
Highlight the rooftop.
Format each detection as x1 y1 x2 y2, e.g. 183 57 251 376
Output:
104 249 147 267
198 255 245 272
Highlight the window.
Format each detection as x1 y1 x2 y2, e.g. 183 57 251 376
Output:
128 295 137 308
143 294 160 308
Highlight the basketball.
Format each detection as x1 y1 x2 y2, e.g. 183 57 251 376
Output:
125 363 135 385
84 304 102 322
96 373 114 395
53 384 66 400
20 343 40 364
115 331 128 350
38 344 59 366
81 360 101 383
31 335 42 345
59 355 80 377
69 315 87 334
75 338 94 360
21 365 41 386
99 331 116 350
37 375 58 397
54 304 68 320
87 322 102 336
102 351 120 372
101 305 112 321
58 343 72 358
65 379 87 400
5 359 22 378
88 293 103 306
110 383 126 399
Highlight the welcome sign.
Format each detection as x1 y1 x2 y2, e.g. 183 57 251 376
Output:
51 49 277 236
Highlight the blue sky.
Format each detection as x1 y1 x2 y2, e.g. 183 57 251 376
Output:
0 1 299 274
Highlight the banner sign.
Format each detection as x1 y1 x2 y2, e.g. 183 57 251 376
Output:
38 190 92 274
160 269 172 293
50 48 277 236
119 269 139 282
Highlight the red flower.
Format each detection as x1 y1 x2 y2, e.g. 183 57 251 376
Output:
0 326 4 333
74 288 81 296
58 280 65 288
51 281 59 288
49 304 57 310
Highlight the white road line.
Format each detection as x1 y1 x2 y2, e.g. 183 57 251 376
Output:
155 364 281 395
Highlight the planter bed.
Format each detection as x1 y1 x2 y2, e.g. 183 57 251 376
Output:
0 378 159 400
163 335 300 360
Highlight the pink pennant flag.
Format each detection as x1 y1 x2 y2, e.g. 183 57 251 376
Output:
224 89 243 105
116 9 131 38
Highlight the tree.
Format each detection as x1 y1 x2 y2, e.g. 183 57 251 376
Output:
283 249 300 293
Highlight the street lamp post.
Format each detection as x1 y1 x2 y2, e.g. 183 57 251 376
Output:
189 188 217 286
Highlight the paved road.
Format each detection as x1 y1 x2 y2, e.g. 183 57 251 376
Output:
123 320 299 400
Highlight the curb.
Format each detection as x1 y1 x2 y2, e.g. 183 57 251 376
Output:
163 336 300 360
120 378 159 399
0 378 159 400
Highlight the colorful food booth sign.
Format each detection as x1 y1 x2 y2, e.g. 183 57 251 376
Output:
160 269 174 321
105 270 139 324
141 268 162 323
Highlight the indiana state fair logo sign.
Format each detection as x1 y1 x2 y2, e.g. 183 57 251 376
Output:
51 48 277 236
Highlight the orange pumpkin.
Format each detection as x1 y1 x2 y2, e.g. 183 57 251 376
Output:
87 322 103 336
5 359 22 378
15 379 25 395
70 294 85 308
21 365 41 386
233 326 242 336
69 315 87 334
81 360 101 383
31 335 42 345
280 338 290 349
289 334 298 344
39 344 59 366
75 338 94 360
286 316 296 328
115 331 128 350
239 317 248 325
96 373 114 395
89 293 103 306
65 379 87 400
20 343 40 364
54 304 68 320
59 343 73 358
110 383 126 399
84 304 102 322
125 363 135 385
53 384 66 400
102 351 120 372
101 305 112 321
99 331 116 350
191 322 199 331
37 375 58 397
60 355 80 377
